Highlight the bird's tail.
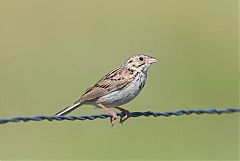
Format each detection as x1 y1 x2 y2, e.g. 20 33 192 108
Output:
55 101 82 116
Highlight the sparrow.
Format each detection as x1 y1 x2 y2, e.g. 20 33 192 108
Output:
55 54 158 126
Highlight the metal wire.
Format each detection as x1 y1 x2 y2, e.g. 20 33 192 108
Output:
0 107 239 124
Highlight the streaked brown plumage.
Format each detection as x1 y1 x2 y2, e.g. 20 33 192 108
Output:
55 54 158 126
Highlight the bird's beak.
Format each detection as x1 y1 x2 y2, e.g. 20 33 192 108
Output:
147 57 158 64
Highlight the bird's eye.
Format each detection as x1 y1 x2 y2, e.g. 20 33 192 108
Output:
139 57 144 61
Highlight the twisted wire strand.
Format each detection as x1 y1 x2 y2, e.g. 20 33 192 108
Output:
0 107 239 124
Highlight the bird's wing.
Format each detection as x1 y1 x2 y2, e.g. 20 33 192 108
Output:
79 66 132 102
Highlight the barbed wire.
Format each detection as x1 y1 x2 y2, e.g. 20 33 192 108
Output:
0 107 239 124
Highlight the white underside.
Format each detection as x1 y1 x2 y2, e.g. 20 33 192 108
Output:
95 73 146 108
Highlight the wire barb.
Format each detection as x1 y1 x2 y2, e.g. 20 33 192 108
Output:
0 107 239 124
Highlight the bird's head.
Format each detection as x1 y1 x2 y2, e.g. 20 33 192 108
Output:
124 54 158 73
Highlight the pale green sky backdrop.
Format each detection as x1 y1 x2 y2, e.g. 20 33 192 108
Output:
0 0 239 160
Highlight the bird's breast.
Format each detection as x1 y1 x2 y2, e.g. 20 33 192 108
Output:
96 73 146 107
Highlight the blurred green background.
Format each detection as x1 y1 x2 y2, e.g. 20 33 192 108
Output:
0 0 239 160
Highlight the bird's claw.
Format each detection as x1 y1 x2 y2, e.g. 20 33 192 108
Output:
110 114 118 127
119 110 131 125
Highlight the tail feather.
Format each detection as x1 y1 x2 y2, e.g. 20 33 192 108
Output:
55 101 82 116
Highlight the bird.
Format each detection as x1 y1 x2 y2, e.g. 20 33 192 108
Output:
55 54 158 126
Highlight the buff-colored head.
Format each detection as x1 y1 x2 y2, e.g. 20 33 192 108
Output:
124 54 158 73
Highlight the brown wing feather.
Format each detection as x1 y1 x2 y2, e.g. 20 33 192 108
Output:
79 66 132 102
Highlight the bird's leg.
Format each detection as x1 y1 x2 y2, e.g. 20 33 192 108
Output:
114 107 131 124
98 103 118 126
